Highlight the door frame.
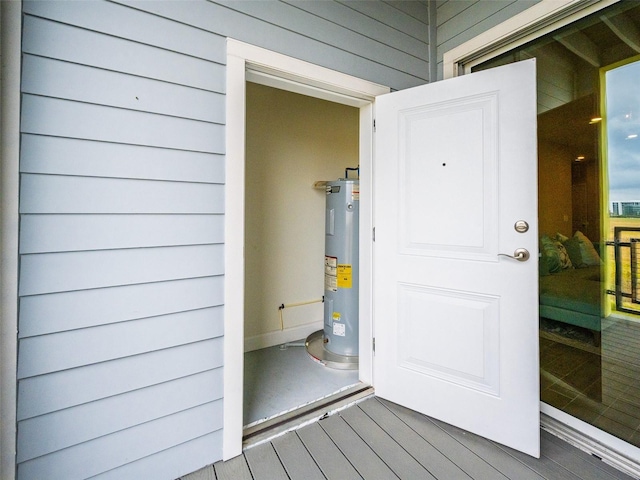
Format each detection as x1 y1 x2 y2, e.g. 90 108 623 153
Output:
443 0 619 79
224 39 388 460
442 0 640 474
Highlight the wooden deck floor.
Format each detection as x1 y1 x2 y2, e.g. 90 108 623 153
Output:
181 397 637 480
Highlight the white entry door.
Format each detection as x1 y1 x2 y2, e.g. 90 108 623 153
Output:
374 59 539 456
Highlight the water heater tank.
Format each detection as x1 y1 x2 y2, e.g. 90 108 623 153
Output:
323 179 359 357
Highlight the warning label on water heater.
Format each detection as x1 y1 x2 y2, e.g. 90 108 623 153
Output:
332 321 346 337
324 255 338 292
352 185 360 201
337 264 352 288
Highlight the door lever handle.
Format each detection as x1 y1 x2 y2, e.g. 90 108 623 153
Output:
498 248 530 262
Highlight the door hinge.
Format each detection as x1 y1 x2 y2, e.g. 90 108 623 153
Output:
372 227 376 242
373 119 376 132
373 337 376 354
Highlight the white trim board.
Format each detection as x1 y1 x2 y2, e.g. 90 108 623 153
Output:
443 0 619 79
224 38 389 461
0 2 22 479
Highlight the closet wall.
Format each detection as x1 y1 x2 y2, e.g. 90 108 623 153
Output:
245 82 359 350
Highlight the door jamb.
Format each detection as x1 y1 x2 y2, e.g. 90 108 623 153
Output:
224 39 389 460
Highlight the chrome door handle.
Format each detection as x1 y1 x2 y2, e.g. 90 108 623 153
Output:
498 248 530 262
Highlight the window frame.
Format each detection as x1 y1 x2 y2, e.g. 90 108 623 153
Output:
442 0 619 79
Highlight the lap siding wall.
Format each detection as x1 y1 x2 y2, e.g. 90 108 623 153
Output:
17 2 226 478
16 1 431 478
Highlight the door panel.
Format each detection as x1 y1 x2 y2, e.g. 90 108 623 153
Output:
374 59 539 457
400 95 496 256
397 284 500 396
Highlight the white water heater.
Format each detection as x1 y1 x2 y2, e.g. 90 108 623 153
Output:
323 179 359 357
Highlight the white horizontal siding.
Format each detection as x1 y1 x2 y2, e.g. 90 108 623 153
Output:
22 55 225 123
19 244 224 296
18 306 224 378
17 400 223 480
90 431 223 480
121 0 431 90
20 175 224 214
21 95 224 153
22 0 226 63
19 276 224 338
341 1 430 43
18 5 226 463
438 0 537 49
437 0 476 27
17 368 224 462
22 15 225 92
18 338 223 420
20 214 224 254
389 0 430 26
19 1 228 476
216 0 428 78
284 0 428 60
21 135 224 183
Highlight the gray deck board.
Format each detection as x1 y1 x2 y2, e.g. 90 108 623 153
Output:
359 397 473 480
341 403 437 479
494 440 586 480
297 422 363 480
193 396 637 480
244 442 289 480
418 413 547 480
319 413 399 480
380 399 511 480
271 430 325 480
180 465 215 480
213 453 252 480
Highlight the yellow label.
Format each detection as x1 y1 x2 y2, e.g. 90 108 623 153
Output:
337 264 352 288
332 312 341 321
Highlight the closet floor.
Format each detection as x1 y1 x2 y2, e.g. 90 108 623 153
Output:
243 339 360 426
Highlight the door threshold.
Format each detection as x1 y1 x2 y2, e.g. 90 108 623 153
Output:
541 404 640 478
242 383 374 449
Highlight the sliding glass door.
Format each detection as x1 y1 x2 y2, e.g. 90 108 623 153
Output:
603 58 640 319
474 2 640 449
